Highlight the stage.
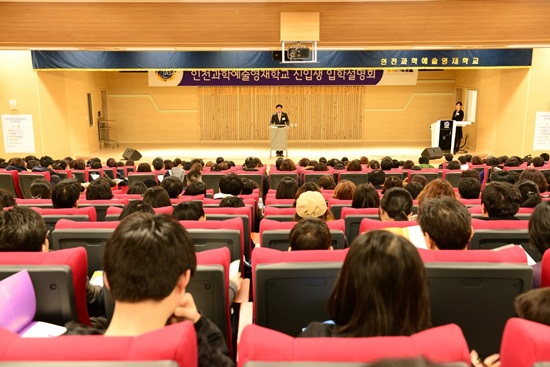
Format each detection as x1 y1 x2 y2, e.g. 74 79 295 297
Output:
78 141 480 168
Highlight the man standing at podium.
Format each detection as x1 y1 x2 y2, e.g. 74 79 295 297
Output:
452 101 464 153
271 104 290 156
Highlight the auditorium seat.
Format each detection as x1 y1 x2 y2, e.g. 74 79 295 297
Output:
408 170 440 183
252 247 348 336
458 198 481 206
31 206 97 243
0 247 90 326
259 218 346 250
19 172 51 199
204 206 253 260
340 208 381 244
425 261 532 358
235 172 264 195
52 169 72 180
70 169 89 184
0 170 23 198
338 172 368 186
469 206 535 215
500 318 550 367
79 199 129 221
15 198 54 208
303 172 329 185
540 250 550 287
0 321 197 366
441 170 463 187
469 229 537 261
269 172 299 190
237 323 470 367
201 172 225 192
265 198 294 207
127 173 157 186
417 246 528 263
327 198 352 220
170 195 205 202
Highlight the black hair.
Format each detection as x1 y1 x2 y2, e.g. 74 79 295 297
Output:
219 196 245 208
276 104 283 108
529 201 550 256
86 177 114 200
404 181 424 200
40 156 54 168
142 186 171 208
516 180 542 208
380 158 393 171
183 181 207 196
540 153 549 162
444 153 453 162
419 156 430 165
127 181 148 195
0 207 48 252
218 173 243 196
489 170 516 184
160 176 184 199
240 178 258 195
352 184 380 209
289 217 332 251
119 201 155 220
152 157 164 171
380 187 413 221
458 178 481 199
137 163 152 172
186 170 202 184
0 189 16 208
368 170 386 186
52 179 81 208
447 161 461 170
30 178 52 199
481 181 522 218
172 201 205 221
276 177 299 199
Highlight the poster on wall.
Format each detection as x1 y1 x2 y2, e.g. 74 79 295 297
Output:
533 112 550 151
2 115 36 153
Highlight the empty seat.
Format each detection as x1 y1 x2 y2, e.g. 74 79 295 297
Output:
441 170 463 187
15 198 54 208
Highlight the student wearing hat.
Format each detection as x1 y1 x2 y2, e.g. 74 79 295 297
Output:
293 191 335 221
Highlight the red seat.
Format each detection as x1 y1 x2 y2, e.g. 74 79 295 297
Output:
359 218 418 234
1 170 23 198
31 206 97 222
15 198 53 207
471 218 528 229
327 198 352 210
170 195 206 203
264 207 296 216
259 218 345 237
459 198 481 205
541 250 550 287
417 246 528 263
0 321 197 366
340 207 379 219
265 198 294 206
238 323 469 367
0 248 90 326
500 318 550 367
55 219 119 229
469 206 534 214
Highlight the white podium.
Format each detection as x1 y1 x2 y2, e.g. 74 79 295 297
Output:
431 120 472 153
269 125 289 158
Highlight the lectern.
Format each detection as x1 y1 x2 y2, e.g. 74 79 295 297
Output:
431 120 472 153
269 125 289 158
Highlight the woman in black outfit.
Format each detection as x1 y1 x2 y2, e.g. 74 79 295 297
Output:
452 102 464 153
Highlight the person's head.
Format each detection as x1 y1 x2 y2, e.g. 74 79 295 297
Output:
444 153 454 162
186 169 202 186
215 157 224 165
352 184 380 209
294 182 322 200
127 181 147 195
489 170 515 184
418 197 473 250
8 157 26 169
39 155 54 168
142 186 171 208
24 155 38 163
280 159 296 171
514 288 550 327
380 158 393 171
504 157 521 167
318 175 336 190
328 230 430 337
276 177 299 199
380 187 413 221
447 161 461 170
313 163 328 171
172 201 205 221
218 173 243 196
86 177 113 200
381 176 403 194
416 179 456 207
295 191 333 221
531 156 544 167
183 181 207 196
288 217 332 251
90 160 102 169
26 160 40 170
368 170 386 187
73 159 86 170
461 169 481 180
125 159 135 167
529 201 550 257
0 207 49 252
516 180 542 208
369 160 380 170
106 158 117 168
457 178 481 199
137 163 152 172
52 179 81 208
402 160 414 169
275 104 282 112
151 157 164 171
298 158 310 167
520 169 548 193
30 178 52 199
103 214 197 309
119 201 155 220
471 156 483 165
240 178 258 195
333 180 356 200
344 159 361 172
404 181 424 200
457 156 467 165
160 176 184 199
455 101 462 110
410 174 428 188
219 196 245 208
275 157 284 170
541 153 550 162
418 156 430 165
481 181 522 218
0 189 16 209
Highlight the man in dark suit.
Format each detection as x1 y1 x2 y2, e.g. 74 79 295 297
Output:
270 104 289 156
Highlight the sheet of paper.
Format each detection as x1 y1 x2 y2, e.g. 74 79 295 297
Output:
20 321 67 338
89 270 104 287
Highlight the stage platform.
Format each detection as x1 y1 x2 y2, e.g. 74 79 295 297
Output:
78 141 479 168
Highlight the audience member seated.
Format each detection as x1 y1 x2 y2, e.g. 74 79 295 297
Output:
143 186 172 208
294 191 334 222
346 159 362 171
279 159 296 171
288 217 333 251
404 181 423 200
0 189 16 208
527 201 550 288
30 178 53 199
438 153 454 169
418 156 434 169
318 174 336 190
380 187 413 221
152 156 170 177
214 173 242 199
458 156 469 170
410 174 428 188
514 287 550 325
418 197 473 250
352 184 380 209
160 176 184 199
416 179 456 207
86 177 114 200
127 181 147 195
516 180 542 208
333 180 356 200
173 201 206 221
65 213 233 367
183 181 207 196
219 196 245 208
276 177 299 199
461 169 481 181
137 162 152 172
294 182 322 202
489 170 516 184
52 179 82 208
458 178 481 199
240 178 258 195
380 157 393 171
369 160 380 170
119 201 155 220
368 170 386 190
26 159 40 170
531 156 545 168
447 161 461 170
381 176 403 194
481 181 522 219
300 230 430 337
73 159 86 170
186 169 202 188
6 157 27 172
520 169 548 194
471 156 483 165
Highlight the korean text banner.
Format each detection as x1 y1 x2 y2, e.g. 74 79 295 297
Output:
32 49 532 70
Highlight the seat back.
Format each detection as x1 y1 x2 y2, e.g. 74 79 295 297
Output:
269 173 298 190
339 172 368 186
201 172 225 192
238 323 470 367
442 171 463 188
71 170 88 184
0 248 90 326
0 171 22 198
500 318 550 367
204 206 252 260
236 173 264 195
261 230 346 251
15 198 54 209
409 171 440 182
252 247 348 336
469 229 539 261
341 208 380 244
79 199 128 222
127 173 156 186
418 246 528 263
19 172 50 199
426 262 532 358
302 173 327 185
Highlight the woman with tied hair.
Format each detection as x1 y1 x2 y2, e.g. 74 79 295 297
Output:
380 187 413 221
381 176 403 194
516 180 542 208
520 169 548 194
300 230 431 337
332 180 356 201
416 179 456 207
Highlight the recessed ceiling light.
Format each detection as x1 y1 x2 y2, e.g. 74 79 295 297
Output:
28 47 80 51
124 47 176 51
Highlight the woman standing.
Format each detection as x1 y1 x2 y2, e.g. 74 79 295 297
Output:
452 102 464 153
